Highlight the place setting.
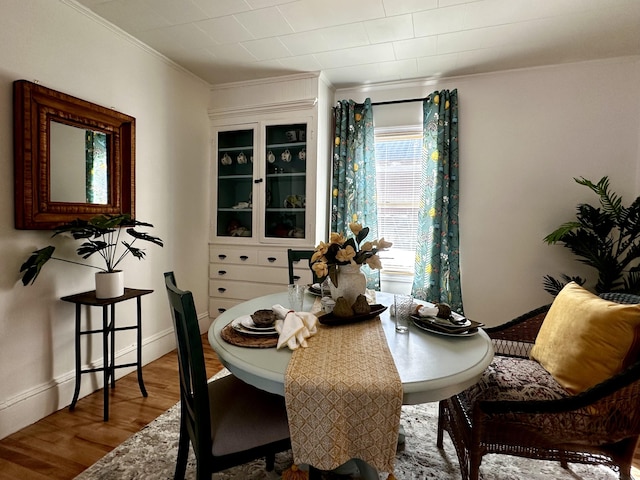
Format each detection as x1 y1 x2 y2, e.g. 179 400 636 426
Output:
410 302 484 337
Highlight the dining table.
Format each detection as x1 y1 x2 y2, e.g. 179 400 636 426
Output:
207 290 494 478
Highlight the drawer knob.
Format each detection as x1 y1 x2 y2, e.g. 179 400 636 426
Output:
218 287 226 293
218 254 227 260
218 270 226 276
240 255 248 261
267 257 277 263
293 275 301 281
218 308 226 313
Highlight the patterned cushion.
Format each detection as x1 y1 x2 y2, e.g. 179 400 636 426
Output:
459 356 569 410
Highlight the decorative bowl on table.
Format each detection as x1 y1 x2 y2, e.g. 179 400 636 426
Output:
250 309 277 328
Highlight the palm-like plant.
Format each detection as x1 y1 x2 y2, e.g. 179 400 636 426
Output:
20 214 163 285
543 176 640 296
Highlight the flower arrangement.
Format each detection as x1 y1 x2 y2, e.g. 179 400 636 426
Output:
310 222 392 287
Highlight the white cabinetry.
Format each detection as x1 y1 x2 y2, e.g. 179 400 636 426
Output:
208 73 333 318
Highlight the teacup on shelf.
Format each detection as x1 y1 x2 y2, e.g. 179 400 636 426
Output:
267 150 276 163
298 149 306 161
237 152 247 164
221 153 232 165
281 149 292 162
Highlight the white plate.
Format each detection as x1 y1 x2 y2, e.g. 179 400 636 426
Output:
231 315 278 336
412 319 479 337
420 312 471 328
240 316 276 332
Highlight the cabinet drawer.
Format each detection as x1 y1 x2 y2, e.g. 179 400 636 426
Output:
257 249 287 267
209 280 284 300
210 263 289 283
210 245 257 265
209 298 241 318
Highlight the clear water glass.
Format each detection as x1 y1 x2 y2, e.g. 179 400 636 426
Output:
394 294 413 333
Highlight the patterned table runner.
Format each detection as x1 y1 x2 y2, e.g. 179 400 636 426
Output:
284 312 403 473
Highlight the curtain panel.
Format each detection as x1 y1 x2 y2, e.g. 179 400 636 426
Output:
412 90 462 312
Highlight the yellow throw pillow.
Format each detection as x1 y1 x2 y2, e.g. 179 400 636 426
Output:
530 282 640 394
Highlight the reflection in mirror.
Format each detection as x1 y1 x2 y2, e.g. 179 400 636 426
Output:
14 80 135 229
50 122 109 204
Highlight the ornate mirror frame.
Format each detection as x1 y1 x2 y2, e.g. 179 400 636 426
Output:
14 80 135 229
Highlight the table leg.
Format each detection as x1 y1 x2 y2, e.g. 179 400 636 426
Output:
110 304 116 389
136 297 148 397
69 304 82 411
103 306 109 421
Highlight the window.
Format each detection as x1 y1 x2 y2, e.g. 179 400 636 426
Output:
375 127 422 275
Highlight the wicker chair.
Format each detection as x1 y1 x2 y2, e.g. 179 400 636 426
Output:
437 292 640 480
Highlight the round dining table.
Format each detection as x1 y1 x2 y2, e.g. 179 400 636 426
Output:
208 291 494 405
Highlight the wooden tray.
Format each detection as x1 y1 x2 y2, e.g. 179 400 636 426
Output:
318 304 387 326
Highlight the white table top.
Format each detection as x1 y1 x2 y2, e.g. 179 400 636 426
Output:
208 291 494 404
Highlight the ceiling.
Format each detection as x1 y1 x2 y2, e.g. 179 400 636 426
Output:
74 0 640 88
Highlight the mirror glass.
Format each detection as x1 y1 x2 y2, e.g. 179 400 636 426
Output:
14 80 135 229
50 122 109 204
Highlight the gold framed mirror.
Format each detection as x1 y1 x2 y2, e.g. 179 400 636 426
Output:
14 80 135 229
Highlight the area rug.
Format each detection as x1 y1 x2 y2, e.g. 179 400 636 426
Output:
75 370 620 480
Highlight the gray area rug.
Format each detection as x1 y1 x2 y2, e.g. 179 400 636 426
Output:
75 371 619 480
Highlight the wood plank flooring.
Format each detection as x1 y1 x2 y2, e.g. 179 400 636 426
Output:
0 335 638 479
0 335 222 480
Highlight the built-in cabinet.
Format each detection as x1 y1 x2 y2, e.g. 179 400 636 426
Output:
208 73 333 318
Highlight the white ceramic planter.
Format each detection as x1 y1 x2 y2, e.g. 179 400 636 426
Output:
328 263 367 305
95 271 125 299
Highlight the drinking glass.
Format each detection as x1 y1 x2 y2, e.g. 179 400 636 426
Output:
288 284 305 311
394 294 413 333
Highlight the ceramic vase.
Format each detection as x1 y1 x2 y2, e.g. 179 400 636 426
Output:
95 271 124 299
329 263 367 305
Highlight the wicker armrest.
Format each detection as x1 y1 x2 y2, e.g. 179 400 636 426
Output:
484 305 551 357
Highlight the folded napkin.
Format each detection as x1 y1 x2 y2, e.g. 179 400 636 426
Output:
272 304 318 350
415 305 439 318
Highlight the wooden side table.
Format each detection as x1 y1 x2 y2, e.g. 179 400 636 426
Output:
61 288 153 421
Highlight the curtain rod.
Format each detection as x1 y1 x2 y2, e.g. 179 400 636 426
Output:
371 97 428 107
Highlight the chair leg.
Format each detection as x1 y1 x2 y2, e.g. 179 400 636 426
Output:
174 415 189 480
265 453 275 471
437 401 446 448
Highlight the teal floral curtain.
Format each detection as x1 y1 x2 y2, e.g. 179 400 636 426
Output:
331 98 380 289
412 90 462 312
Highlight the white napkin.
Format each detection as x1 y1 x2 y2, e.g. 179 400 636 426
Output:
415 305 439 318
272 304 318 350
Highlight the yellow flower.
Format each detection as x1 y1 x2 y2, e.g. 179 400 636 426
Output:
355 113 362 122
330 232 346 245
336 245 356 262
353 163 359 172
445 100 450 109
431 150 439 161
366 254 382 270
335 137 340 146
312 261 328 277
433 94 440 105
374 237 393 250
360 241 373 252
429 207 436 218
333 188 339 197
426 264 433 274
352 213 358 222
349 222 363 235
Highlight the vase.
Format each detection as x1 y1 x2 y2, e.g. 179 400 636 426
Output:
95 271 125 299
329 263 367 306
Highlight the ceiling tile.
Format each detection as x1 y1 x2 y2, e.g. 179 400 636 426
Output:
195 16 253 44
412 3 469 37
208 43 257 62
241 37 292 61
364 14 414 44
280 54 324 72
382 0 437 16
280 23 369 56
393 36 438 60
141 0 209 25
190 0 252 18
314 43 396 69
234 6 294 39
278 0 386 32
88 0 170 33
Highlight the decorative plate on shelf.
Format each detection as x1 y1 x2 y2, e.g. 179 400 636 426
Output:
318 304 387 326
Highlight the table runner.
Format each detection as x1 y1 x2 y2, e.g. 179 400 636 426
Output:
284 312 403 473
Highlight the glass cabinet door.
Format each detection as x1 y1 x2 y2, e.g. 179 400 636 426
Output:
216 128 254 238
264 123 307 240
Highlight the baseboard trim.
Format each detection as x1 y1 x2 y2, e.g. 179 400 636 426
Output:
0 311 211 440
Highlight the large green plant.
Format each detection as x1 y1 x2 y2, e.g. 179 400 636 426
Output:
20 214 163 285
543 176 640 296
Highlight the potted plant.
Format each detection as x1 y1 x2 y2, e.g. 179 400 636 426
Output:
543 176 640 296
20 214 163 298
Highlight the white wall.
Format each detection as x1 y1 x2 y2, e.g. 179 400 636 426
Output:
0 0 211 438
337 57 640 326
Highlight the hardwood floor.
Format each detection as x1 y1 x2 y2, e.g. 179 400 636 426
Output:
0 335 222 480
0 335 638 479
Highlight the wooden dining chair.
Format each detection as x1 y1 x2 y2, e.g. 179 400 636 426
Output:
163 272 291 480
287 249 317 284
